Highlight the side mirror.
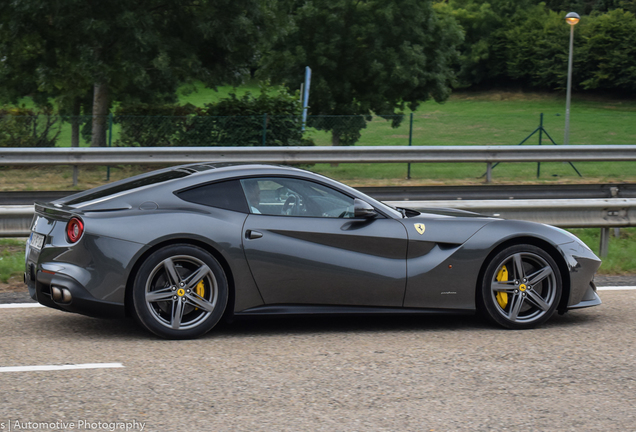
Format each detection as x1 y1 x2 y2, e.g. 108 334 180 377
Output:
354 198 378 218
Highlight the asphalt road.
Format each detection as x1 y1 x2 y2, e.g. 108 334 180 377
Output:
1 290 635 432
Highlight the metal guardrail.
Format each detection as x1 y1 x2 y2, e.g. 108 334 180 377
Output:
384 199 636 228
0 206 33 237
3 183 635 205
2 145 636 165
3 145 636 256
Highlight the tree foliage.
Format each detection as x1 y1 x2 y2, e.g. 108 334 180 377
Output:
434 0 537 87
260 0 462 145
577 9 636 91
438 0 636 94
0 0 279 146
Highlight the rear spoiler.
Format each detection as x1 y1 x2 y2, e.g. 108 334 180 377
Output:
34 203 80 220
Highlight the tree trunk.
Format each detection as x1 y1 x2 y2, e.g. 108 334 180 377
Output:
331 130 341 146
71 97 80 148
71 97 81 186
91 82 109 147
330 131 340 166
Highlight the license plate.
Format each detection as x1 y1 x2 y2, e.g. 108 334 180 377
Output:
30 232 45 251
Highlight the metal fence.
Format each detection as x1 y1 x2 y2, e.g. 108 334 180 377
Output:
2 111 636 184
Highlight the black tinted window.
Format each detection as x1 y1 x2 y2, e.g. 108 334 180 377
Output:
177 180 249 213
65 170 190 205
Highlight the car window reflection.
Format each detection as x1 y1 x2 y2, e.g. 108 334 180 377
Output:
240 178 355 218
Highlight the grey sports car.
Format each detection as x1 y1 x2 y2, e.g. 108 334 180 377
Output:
25 163 601 338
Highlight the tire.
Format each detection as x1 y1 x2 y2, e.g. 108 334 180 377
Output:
132 244 228 339
479 244 562 329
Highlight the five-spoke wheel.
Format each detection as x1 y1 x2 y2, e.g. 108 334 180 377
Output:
480 244 562 329
132 245 228 339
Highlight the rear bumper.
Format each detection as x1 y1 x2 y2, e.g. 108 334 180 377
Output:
28 269 125 318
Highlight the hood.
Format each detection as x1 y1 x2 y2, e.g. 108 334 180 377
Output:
413 207 487 218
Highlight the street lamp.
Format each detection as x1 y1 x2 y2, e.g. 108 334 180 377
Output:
564 12 580 145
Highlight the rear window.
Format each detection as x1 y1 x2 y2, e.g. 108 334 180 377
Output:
65 170 190 205
176 180 249 213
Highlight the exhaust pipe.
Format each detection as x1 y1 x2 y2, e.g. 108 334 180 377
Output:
51 286 62 302
62 288 72 303
51 286 72 303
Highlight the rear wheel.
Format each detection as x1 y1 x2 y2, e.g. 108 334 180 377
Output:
132 244 228 339
480 244 562 329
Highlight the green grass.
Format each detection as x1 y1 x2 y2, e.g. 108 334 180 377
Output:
0 238 26 283
304 91 636 183
177 80 267 106
20 87 635 184
570 228 636 274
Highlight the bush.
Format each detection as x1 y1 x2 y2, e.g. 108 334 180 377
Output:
114 85 313 147
194 86 311 146
114 103 197 147
0 106 60 147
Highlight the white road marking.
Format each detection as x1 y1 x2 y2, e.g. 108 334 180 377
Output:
597 286 636 291
0 303 43 308
0 363 124 373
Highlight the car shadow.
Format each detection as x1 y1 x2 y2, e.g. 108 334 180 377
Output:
22 307 600 341
212 312 491 338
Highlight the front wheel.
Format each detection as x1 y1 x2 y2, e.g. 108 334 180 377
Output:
479 244 562 329
132 244 228 339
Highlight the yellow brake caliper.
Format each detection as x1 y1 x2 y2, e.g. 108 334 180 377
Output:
194 280 205 310
496 266 509 308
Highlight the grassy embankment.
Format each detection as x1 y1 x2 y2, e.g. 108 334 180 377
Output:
2 87 636 280
4 86 636 189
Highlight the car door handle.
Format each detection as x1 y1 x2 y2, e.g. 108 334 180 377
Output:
246 230 263 240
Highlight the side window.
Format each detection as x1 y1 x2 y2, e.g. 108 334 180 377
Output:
240 178 355 218
176 180 249 213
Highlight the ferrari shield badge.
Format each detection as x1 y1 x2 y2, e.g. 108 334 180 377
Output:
414 223 426 235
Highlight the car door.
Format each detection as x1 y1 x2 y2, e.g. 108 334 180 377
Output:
240 177 408 307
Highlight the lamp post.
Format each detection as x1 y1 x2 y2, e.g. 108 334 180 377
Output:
564 12 580 145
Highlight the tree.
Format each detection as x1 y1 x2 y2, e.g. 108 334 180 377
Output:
434 0 542 88
503 6 571 89
0 0 279 146
577 8 636 92
260 0 462 145
503 6 636 94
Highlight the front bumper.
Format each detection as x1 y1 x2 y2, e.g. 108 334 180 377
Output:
560 241 602 310
568 281 602 310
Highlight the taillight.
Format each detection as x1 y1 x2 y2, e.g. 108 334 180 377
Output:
66 217 84 243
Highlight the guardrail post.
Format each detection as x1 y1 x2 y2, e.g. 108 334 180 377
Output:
599 227 610 257
486 162 492 183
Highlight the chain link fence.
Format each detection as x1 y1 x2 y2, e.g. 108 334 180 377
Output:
2 112 634 148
